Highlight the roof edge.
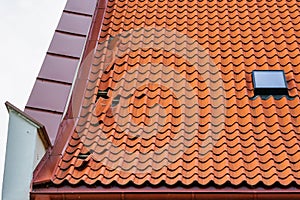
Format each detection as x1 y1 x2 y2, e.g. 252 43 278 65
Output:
30 191 300 200
24 0 100 145
5 101 51 149
31 0 107 186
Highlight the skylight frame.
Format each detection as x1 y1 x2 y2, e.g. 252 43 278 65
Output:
252 70 288 96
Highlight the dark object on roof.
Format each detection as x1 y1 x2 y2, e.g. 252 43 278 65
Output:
252 70 289 96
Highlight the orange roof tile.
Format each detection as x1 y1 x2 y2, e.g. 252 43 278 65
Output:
35 0 300 189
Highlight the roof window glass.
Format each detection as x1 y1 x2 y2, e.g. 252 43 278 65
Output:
252 70 288 96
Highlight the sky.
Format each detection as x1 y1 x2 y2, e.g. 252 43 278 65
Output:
0 0 67 198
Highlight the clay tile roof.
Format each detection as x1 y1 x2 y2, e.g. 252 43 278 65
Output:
33 0 300 190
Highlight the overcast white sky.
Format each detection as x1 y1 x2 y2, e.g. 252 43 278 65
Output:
0 0 67 197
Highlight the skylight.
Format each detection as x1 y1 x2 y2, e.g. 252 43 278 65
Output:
252 70 288 96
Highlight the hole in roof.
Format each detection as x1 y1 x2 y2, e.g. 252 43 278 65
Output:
78 152 91 160
96 89 109 101
252 70 289 97
111 95 121 107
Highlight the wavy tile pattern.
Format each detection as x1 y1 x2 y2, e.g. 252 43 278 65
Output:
52 0 300 186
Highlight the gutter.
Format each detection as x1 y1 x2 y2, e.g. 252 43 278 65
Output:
30 191 300 200
31 185 300 200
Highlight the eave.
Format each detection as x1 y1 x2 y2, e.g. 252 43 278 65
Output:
31 185 300 200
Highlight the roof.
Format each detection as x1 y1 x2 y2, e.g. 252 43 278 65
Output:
31 0 300 198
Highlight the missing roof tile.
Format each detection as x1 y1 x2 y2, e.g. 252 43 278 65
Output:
96 89 109 101
78 152 91 160
111 95 121 107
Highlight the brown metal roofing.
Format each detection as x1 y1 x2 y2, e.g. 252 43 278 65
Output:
24 0 99 145
31 0 300 197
